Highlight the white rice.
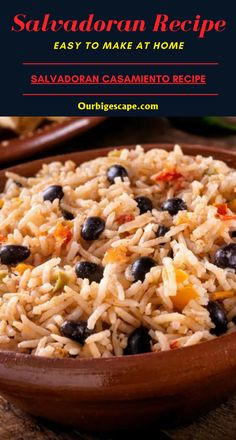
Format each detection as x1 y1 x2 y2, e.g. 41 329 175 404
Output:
0 144 236 358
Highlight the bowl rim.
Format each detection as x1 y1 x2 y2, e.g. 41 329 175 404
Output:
1 142 236 176
0 331 235 369
0 142 236 367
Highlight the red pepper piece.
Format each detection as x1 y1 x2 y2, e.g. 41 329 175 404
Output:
155 170 183 182
117 214 135 225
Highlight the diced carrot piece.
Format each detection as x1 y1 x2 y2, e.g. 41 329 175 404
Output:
172 285 198 311
170 340 179 349
15 263 33 275
216 203 228 216
103 246 128 264
211 290 234 301
0 235 7 243
154 169 183 182
54 223 73 245
0 199 4 209
175 269 188 283
175 212 188 226
39 231 47 237
215 203 236 220
117 214 134 225
219 214 236 221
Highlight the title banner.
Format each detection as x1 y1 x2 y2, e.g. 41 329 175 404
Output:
0 0 235 115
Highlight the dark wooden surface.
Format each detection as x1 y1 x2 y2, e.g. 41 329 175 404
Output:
0 117 236 439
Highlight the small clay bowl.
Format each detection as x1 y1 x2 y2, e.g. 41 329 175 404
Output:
0 117 106 165
0 144 236 432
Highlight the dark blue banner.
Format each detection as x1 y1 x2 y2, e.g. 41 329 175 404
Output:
0 0 235 115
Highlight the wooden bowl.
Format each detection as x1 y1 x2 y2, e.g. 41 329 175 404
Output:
0 144 236 431
0 117 106 165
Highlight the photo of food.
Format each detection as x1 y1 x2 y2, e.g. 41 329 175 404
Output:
0 116 105 164
1 144 236 357
0 117 236 437
0 116 68 134
1 0 235 435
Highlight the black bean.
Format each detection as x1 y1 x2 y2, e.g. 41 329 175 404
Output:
207 301 228 336
131 257 156 282
62 209 74 220
60 320 93 345
135 196 153 214
156 225 170 237
81 217 105 241
230 231 236 238
75 261 104 283
161 198 187 216
214 243 236 270
0 245 30 265
124 326 151 355
43 185 64 203
107 165 128 184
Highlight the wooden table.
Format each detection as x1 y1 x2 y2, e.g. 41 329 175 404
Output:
1 117 236 439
